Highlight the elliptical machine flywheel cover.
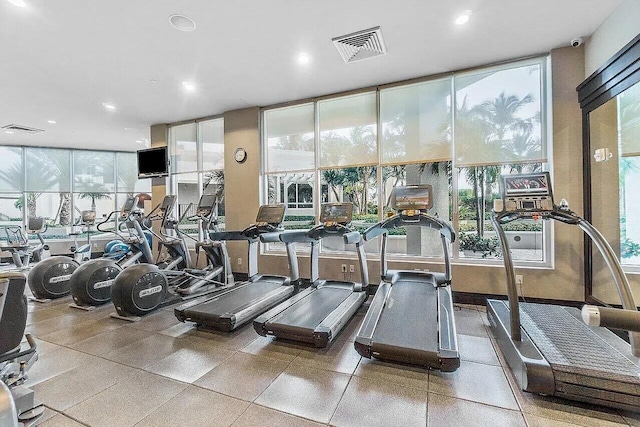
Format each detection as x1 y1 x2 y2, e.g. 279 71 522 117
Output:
27 256 79 299
70 259 122 306
111 264 168 317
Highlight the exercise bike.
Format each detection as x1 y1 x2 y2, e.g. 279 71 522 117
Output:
0 272 44 426
110 194 233 321
67 196 153 310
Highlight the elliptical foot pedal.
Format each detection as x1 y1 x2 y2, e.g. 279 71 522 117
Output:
68 303 96 311
109 312 141 322
28 297 51 304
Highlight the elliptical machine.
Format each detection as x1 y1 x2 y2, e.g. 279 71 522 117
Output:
26 218 79 302
110 194 232 321
1 217 48 271
0 272 44 426
67 196 153 310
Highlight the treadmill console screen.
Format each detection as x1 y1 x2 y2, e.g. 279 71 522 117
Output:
197 195 217 212
320 203 353 224
503 173 551 197
256 204 286 225
391 185 433 211
500 172 554 213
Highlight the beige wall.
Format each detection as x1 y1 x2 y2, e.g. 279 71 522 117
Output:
585 0 640 76
223 107 261 273
154 47 591 302
149 124 168 258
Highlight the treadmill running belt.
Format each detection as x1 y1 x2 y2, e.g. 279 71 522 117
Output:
181 279 286 317
371 278 438 353
268 287 352 331
520 303 640 395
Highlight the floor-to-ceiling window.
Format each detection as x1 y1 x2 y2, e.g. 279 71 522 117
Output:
261 56 550 266
169 117 225 238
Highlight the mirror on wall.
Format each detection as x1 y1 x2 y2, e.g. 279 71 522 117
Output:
589 79 640 303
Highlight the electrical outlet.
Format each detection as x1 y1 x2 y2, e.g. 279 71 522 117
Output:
515 275 523 286
237 258 242 266
341 264 347 273
349 265 355 273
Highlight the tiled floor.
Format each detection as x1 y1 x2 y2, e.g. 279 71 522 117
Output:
19 296 640 426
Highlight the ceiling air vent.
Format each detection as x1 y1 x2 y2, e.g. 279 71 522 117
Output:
1 124 44 134
332 26 387 63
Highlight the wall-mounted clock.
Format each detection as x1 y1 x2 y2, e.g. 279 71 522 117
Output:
234 147 247 163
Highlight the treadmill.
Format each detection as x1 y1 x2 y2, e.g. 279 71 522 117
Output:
253 202 368 348
174 204 296 332
354 185 460 371
487 171 640 412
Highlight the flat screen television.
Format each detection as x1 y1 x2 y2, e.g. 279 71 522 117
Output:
137 147 168 178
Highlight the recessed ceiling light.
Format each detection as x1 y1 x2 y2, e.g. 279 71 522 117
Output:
455 10 472 25
297 52 310 65
4 130 14 134
136 140 143 144
47 120 56 124
169 14 196 32
182 81 196 92
102 102 116 111
149 79 158 84
7 0 27 8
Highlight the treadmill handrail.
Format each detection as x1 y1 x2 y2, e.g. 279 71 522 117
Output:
275 229 317 244
363 213 455 243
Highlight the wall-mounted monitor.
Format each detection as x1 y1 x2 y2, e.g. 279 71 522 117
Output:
137 147 168 178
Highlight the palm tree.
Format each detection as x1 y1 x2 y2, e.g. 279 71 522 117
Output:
322 170 345 201
77 182 112 212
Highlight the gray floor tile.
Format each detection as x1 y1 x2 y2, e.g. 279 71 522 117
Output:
457 334 500 366
70 327 151 357
24 346 98 386
330 376 427 427
255 364 350 424
427 392 526 427
289 339 361 375
122 310 183 333
144 336 234 383
39 413 86 426
26 312 86 337
39 316 123 346
26 307 66 325
240 336 304 361
34 358 138 410
135 385 249 427
524 414 582 427
429 360 518 410
334 314 364 342
195 352 289 402
231 404 324 427
65 370 187 427
353 356 429 391
454 307 489 338
188 324 260 351
104 333 184 368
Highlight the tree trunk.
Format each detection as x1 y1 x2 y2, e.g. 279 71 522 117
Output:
27 194 37 218
60 193 71 226
331 186 340 202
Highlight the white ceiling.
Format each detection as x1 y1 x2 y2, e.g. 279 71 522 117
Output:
0 0 623 152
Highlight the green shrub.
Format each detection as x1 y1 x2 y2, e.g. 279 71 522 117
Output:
459 232 501 258
622 238 640 259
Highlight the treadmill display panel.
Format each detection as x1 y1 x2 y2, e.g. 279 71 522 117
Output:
391 185 433 211
503 172 551 197
320 203 353 224
256 204 286 225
